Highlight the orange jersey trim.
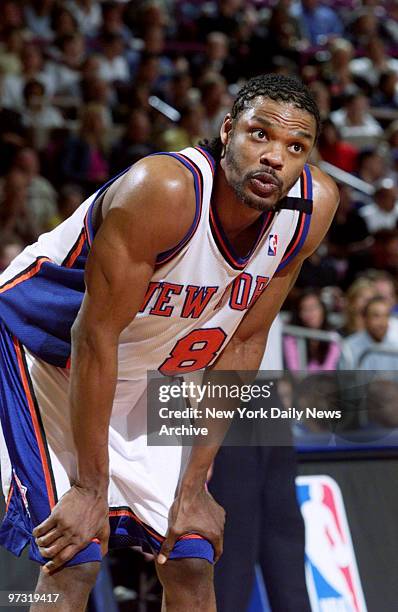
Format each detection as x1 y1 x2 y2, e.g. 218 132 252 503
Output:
0 257 51 294
5 483 14 513
13 340 57 509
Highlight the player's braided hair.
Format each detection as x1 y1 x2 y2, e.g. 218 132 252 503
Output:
231 74 320 133
199 73 321 161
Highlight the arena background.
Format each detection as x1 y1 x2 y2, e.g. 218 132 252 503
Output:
1 1 398 610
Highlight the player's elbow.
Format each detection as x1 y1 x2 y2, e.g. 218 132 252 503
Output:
71 316 118 356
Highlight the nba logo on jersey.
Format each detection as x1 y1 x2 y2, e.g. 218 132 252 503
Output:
267 234 278 256
296 475 367 612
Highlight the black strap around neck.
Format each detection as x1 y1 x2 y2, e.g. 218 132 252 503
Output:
276 196 313 214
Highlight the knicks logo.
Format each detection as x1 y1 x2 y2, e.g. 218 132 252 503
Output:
140 275 270 318
268 234 278 256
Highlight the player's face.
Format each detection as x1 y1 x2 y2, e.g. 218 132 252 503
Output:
220 97 317 211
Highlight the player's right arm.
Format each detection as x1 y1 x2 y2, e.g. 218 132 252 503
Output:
32 155 196 573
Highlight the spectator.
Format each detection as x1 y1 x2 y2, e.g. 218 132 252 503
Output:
99 1 133 44
128 25 174 94
294 373 343 434
77 55 116 119
349 8 379 48
138 24 174 81
338 297 398 369
141 24 167 56
322 38 355 97
21 79 64 149
133 52 162 93
370 229 398 278
327 184 370 261
209 417 311 612
350 38 398 90
192 31 236 85
130 0 169 36
98 33 130 84
372 70 398 110
308 81 331 121
356 148 387 186
50 6 79 40
359 178 398 234
341 278 376 337
317 120 358 173
66 0 102 37
0 88 27 174
61 102 109 194
0 44 55 111
159 102 205 152
11 147 58 233
291 0 343 46
110 108 155 175
47 33 86 97
24 0 55 41
0 169 35 243
200 73 230 138
263 2 301 62
284 290 341 371
0 2 25 40
330 89 383 149
162 71 194 113
362 270 398 316
296 247 339 289
198 0 247 39
0 28 24 76
81 76 114 119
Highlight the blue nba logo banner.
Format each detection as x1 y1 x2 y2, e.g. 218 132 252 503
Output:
296 475 367 612
267 234 278 256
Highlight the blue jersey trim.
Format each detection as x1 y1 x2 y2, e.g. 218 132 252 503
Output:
276 166 313 272
150 152 203 265
195 146 216 174
276 213 312 272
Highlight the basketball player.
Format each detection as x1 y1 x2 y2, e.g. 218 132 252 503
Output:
0 75 338 611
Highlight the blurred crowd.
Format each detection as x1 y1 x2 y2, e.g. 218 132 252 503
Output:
1 0 398 382
0 4 397 605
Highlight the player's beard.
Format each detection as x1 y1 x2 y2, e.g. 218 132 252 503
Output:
224 144 282 212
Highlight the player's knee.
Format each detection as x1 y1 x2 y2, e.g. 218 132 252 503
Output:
39 561 100 589
157 558 214 604
72 561 101 586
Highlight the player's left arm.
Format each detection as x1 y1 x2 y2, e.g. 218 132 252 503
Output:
158 167 339 564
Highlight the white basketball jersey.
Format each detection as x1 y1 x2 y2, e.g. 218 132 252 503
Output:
0 146 313 380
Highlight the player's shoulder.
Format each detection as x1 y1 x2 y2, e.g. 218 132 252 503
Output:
122 153 194 207
100 153 197 256
104 153 195 222
302 164 339 257
308 164 339 213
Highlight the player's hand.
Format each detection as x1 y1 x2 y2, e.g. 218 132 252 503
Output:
157 485 225 565
32 484 109 574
